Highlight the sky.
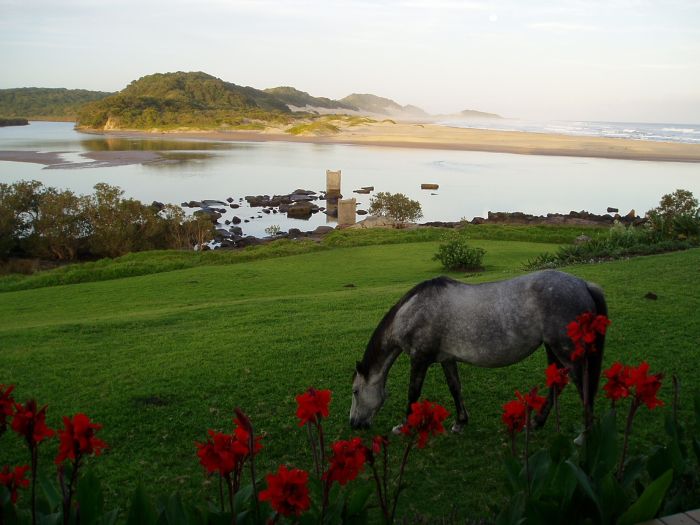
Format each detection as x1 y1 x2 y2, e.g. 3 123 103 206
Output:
1 0 699 123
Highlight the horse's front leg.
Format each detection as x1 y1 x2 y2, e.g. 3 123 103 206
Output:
441 361 469 433
392 357 430 434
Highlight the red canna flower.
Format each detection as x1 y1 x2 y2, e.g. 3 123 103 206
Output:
324 437 367 486
545 364 569 393
196 418 262 476
259 465 311 517
501 399 527 434
0 384 14 432
372 435 389 455
629 362 664 410
603 362 633 401
566 312 611 361
400 400 449 448
11 399 54 446
295 388 331 427
0 465 30 504
55 413 108 464
516 387 547 414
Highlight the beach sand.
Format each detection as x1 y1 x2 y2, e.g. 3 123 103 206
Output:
86 121 700 163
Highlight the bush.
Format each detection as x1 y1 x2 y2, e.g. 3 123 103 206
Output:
647 189 700 240
368 192 423 224
433 232 486 271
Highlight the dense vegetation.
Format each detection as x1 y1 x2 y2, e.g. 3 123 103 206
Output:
1 232 698 521
264 86 357 111
0 87 111 120
339 93 427 117
0 117 28 127
0 180 213 264
75 72 293 130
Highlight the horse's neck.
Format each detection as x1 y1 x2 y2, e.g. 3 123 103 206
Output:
366 344 402 384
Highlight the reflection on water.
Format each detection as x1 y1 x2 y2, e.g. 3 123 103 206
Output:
79 137 238 152
2 121 700 238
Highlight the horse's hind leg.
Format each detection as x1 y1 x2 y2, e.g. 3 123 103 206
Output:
441 361 469 433
533 345 561 429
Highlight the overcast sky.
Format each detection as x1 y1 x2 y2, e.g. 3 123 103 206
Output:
1 0 699 122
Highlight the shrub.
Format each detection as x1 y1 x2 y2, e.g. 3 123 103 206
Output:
368 192 423 224
433 232 486 271
647 188 700 240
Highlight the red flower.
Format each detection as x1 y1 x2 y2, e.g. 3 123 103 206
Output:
325 437 367 486
545 364 569 393
0 465 30 504
196 418 262 476
400 400 449 448
603 362 633 401
372 435 388 455
516 387 547 414
55 413 107 464
501 399 527 434
259 465 311 517
295 388 331 427
11 399 54 446
0 384 14 432
629 362 664 410
566 312 611 361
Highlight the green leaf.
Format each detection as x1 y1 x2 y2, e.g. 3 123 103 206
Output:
693 390 700 426
549 463 577 505
647 447 672 480
503 456 525 493
599 473 627 524
528 449 553 498
549 434 574 464
495 493 526 525
617 469 673 525
589 411 619 480
38 474 61 512
99 509 119 525
693 436 700 464
0 485 10 506
126 485 158 525
233 484 253 514
163 494 188 525
564 460 602 520
621 456 646 490
77 470 104 525
345 484 374 516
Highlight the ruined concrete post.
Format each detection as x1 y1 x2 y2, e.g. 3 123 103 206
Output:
326 170 341 197
337 198 356 226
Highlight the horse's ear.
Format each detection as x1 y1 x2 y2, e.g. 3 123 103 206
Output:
356 361 367 377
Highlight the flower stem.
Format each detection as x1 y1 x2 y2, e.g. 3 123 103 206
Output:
225 474 236 525
524 411 531 496
617 400 639 481
554 391 560 433
389 438 414 524
30 444 38 525
218 475 224 513
370 463 388 523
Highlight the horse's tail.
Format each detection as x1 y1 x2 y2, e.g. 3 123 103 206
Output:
585 281 607 411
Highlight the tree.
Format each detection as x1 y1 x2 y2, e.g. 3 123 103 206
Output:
368 192 423 225
32 189 89 260
647 189 700 239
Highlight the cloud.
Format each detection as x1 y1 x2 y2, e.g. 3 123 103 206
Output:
529 22 600 32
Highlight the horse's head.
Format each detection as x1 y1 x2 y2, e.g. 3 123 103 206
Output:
349 361 387 429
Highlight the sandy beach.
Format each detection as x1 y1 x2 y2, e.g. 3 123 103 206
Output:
84 121 700 163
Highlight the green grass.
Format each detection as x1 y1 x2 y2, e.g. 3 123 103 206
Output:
1 238 698 521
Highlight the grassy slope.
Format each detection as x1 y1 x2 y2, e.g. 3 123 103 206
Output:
1 240 698 520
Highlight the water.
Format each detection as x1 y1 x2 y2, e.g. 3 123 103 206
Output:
439 119 700 144
1 121 699 238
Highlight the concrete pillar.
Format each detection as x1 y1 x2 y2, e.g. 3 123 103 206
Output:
338 198 356 226
326 170 341 197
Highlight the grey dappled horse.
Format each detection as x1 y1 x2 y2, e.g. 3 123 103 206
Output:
349 270 607 432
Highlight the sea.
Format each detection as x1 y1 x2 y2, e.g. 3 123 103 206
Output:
0 121 699 238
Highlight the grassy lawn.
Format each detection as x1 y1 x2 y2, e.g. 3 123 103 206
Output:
1 236 698 520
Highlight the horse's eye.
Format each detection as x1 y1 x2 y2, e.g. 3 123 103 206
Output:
352 389 359 396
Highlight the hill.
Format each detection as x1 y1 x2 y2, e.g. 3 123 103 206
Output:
264 86 357 112
460 108 502 119
339 93 428 118
0 87 112 121
76 71 292 130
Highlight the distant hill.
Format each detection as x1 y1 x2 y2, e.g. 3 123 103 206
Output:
0 88 112 120
264 86 357 112
459 109 502 119
76 72 292 130
339 94 428 118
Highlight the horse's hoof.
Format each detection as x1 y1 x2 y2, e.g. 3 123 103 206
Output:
451 422 465 434
573 432 585 446
391 423 404 435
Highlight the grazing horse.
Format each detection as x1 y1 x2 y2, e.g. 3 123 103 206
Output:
349 270 607 432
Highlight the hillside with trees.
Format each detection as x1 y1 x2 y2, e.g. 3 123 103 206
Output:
264 86 358 111
76 72 294 131
339 93 428 117
0 88 112 120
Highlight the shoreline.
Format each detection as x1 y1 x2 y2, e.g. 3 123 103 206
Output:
78 121 700 163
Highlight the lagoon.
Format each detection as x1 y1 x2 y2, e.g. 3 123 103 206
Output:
1 121 699 238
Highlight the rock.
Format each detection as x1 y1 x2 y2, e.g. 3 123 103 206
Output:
230 226 243 236
625 209 636 220
202 199 227 206
263 209 271 214
312 226 335 235
287 201 316 219
353 188 371 194
292 189 316 196
471 217 486 225
348 216 401 229
194 209 222 222
278 203 290 213
225 220 231 225
245 195 270 207
344 283 356 288
232 216 241 224
151 201 165 211
181 202 188 207
289 194 316 202
607 207 619 213
362 186 374 191
357 209 368 215
644 292 658 300
230 204 240 209
244 219 249 223
288 228 303 238
421 183 439 190
187 200 203 208
215 228 231 238
236 236 262 248
575 235 592 245
226 197 234 203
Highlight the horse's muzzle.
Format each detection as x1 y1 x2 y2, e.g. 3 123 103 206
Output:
349 417 370 430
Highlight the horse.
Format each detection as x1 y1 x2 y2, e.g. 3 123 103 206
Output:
349 270 607 432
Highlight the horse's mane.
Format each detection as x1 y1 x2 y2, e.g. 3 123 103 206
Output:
358 276 455 374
